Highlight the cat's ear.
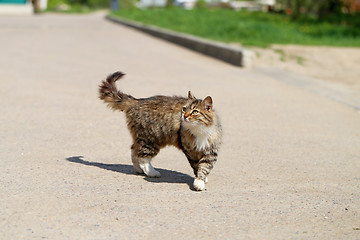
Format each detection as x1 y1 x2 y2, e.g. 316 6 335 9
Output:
203 96 213 111
188 91 196 101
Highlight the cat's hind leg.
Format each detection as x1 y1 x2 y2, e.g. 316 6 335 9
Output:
138 158 161 178
132 143 161 178
131 148 144 174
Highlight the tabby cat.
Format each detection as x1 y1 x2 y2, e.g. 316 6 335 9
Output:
98 71 222 191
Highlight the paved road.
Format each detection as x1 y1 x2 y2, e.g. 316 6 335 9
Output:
1 12 359 240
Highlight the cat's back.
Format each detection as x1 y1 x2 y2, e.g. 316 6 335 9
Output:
139 95 186 108
130 95 187 113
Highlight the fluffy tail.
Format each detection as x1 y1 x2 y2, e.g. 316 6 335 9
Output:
98 71 136 111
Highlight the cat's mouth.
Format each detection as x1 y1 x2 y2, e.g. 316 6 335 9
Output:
182 115 192 123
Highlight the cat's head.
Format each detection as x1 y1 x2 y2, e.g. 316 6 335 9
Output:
181 91 215 127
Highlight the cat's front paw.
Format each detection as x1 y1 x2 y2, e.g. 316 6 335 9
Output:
193 178 205 191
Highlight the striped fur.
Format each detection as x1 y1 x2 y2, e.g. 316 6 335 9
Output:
99 71 222 191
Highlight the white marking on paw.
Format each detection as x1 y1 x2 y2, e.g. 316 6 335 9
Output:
146 168 161 178
193 178 205 191
140 161 161 178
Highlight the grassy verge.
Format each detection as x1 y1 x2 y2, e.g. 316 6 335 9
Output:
46 6 95 13
111 8 360 47
46 0 107 13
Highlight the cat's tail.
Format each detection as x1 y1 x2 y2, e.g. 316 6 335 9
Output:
99 71 137 112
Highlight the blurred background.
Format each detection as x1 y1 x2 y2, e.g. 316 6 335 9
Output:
1 0 359 90
4 0 359 16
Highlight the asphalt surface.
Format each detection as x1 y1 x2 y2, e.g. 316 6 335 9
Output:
1 12 359 240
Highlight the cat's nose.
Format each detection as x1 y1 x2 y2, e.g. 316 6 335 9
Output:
184 112 190 119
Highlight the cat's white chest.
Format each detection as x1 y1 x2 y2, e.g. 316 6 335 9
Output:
184 122 214 151
194 132 212 151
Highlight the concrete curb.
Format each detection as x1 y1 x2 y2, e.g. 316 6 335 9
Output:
106 15 255 67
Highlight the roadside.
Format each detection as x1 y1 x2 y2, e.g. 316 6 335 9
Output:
108 8 360 93
250 45 360 92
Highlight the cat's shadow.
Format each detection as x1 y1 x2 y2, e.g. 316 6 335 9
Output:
66 156 195 190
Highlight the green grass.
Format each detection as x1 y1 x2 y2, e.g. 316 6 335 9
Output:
46 5 93 13
273 48 286 61
295 56 305 65
46 0 108 13
111 8 360 47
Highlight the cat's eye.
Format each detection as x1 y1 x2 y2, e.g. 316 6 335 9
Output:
182 107 186 112
191 110 199 115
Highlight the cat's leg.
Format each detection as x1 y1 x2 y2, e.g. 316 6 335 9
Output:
187 159 208 190
187 159 208 191
131 146 144 174
193 151 217 191
133 143 161 178
138 158 161 178
188 159 199 177
193 164 211 191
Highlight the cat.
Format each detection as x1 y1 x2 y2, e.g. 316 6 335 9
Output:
98 71 222 191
